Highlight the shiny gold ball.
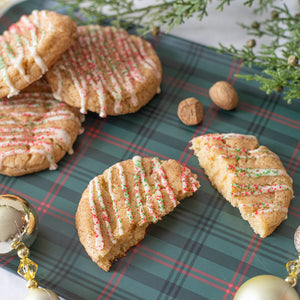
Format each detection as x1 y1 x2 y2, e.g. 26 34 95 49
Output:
0 194 38 255
24 287 60 300
234 275 300 300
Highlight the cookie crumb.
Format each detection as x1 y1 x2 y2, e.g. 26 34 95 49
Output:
177 97 203 126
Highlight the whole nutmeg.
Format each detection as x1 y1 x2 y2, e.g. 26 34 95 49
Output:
177 97 203 126
209 81 239 110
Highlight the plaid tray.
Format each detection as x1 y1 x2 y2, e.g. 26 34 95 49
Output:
0 1 299 300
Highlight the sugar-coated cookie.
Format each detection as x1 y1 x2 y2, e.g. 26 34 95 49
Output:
191 133 293 238
46 25 162 117
75 156 199 271
0 80 84 176
0 10 77 98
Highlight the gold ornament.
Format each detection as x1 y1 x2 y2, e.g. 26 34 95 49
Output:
234 226 300 300
0 194 60 300
234 275 299 300
0 194 37 255
24 288 60 300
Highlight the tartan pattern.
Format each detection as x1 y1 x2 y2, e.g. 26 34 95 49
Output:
0 1 299 300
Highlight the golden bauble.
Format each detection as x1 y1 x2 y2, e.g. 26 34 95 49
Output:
24 287 60 300
234 275 299 300
0 194 38 255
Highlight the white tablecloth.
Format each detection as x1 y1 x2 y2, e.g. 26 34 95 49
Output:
0 1 296 299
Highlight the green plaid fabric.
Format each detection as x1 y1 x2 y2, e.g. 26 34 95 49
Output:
0 1 299 300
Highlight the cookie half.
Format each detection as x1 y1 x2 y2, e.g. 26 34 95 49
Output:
0 81 84 176
191 133 294 238
46 25 162 117
75 156 199 271
0 10 77 98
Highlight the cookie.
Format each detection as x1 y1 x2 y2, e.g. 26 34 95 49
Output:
75 156 199 271
0 10 77 98
0 80 84 176
46 25 162 117
191 133 294 238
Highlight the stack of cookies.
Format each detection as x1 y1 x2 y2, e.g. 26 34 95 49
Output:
0 10 162 176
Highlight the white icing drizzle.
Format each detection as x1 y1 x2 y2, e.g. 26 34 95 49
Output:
132 155 147 224
116 163 134 224
91 26 123 114
134 35 161 79
0 96 60 110
6 109 76 120
115 28 145 83
181 166 198 193
220 153 271 160
239 202 289 217
88 177 116 252
228 166 288 178
51 67 63 100
152 163 166 214
138 157 158 222
52 25 160 116
0 33 29 82
81 28 109 117
61 52 88 114
152 157 177 207
0 62 19 97
20 15 48 73
0 94 82 170
87 157 199 250
88 180 104 250
248 147 278 158
0 11 52 96
0 145 57 170
200 133 256 141
106 27 138 106
107 167 124 236
93 178 116 245
231 183 291 197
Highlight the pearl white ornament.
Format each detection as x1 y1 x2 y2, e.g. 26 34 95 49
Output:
24 287 60 300
234 275 300 300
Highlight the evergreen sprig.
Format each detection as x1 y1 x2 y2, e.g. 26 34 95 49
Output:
219 4 300 103
57 0 300 103
59 0 211 35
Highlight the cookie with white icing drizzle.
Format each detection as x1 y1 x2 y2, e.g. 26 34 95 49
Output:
0 79 84 176
75 156 200 271
0 10 77 98
46 25 162 117
191 133 294 238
